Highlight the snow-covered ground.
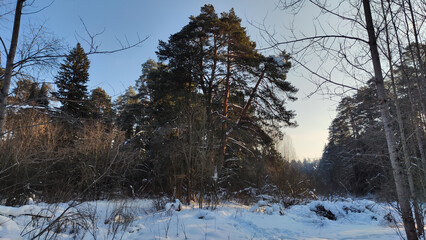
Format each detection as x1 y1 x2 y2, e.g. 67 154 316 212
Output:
0 198 410 239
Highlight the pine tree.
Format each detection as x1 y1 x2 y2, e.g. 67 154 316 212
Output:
37 82 50 107
153 5 297 200
12 78 50 107
55 43 90 117
88 87 113 121
319 83 389 195
115 86 141 138
12 78 35 104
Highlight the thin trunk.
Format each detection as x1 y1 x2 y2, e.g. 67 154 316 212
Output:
220 44 231 171
401 0 426 125
227 69 265 138
207 36 217 116
381 0 424 236
407 80 426 170
400 1 426 172
406 0 426 107
349 112 360 139
187 73 193 204
187 118 192 204
0 0 25 136
207 34 218 157
362 1 418 239
390 0 426 221
236 70 265 126
407 79 426 174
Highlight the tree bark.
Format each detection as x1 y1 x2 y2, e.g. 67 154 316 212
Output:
362 1 418 239
0 0 25 136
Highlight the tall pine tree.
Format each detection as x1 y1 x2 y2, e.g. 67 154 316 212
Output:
149 5 297 200
55 43 90 118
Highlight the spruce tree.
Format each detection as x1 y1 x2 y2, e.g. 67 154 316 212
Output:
55 43 90 117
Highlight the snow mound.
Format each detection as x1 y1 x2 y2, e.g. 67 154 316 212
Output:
0 205 49 218
249 200 283 215
0 215 21 240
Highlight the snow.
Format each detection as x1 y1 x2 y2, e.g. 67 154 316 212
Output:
0 205 47 217
0 198 414 239
0 216 21 240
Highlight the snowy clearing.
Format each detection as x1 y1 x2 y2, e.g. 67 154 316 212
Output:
0 198 410 239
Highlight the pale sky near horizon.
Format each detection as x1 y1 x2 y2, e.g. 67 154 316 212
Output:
1 0 343 160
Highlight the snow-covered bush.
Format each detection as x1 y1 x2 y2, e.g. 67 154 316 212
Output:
249 200 283 215
165 199 182 212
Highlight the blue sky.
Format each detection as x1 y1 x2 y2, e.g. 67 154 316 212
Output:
1 0 340 160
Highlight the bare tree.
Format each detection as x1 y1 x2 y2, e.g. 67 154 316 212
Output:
277 134 297 161
0 0 25 137
264 0 423 239
381 1 424 236
363 1 416 238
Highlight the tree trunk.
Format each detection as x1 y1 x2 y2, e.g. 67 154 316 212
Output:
220 45 231 173
207 34 218 166
381 1 425 236
226 69 265 138
236 70 264 126
362 1 418 239
0 0 25 136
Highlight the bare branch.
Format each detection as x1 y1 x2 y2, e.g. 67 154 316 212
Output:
78 17 106 53
22 0 55 15
257 35 368 51
0 37 8 57
292 56 359 91
308 0 365 28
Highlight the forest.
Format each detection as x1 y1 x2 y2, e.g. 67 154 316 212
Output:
0 0 425 239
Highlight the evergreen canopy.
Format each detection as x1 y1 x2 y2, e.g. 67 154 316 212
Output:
55 43 90 117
